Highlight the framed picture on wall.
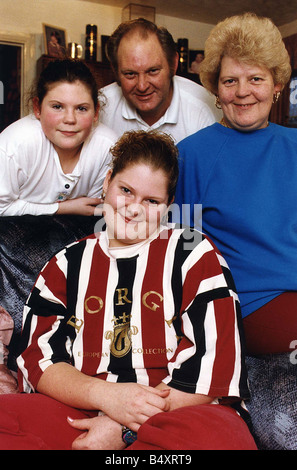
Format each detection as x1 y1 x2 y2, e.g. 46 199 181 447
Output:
43 23 67 58
188 50 204 74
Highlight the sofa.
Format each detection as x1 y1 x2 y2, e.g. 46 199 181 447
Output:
0 215 296 450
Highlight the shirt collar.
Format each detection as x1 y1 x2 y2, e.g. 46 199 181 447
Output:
121 76 179 127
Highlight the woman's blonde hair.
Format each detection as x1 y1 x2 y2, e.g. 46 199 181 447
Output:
200 12 291 95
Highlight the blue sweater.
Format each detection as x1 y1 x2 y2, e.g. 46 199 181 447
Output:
175 122 297 318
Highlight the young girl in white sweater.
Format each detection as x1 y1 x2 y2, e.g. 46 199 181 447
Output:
0 59 116 216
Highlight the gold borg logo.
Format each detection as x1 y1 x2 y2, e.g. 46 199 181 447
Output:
83 289 164 314
67 288 178 357
107 289 164 358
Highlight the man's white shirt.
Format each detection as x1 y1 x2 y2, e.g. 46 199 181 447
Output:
99 76 222 143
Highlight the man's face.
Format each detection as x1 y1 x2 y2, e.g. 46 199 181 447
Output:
117 32 177 126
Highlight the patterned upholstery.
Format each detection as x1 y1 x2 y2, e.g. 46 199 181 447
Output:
246 353 297 450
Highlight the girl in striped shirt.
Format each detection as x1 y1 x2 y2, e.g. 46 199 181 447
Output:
0 130 256 450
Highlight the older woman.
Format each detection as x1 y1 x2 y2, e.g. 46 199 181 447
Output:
174 13 296 356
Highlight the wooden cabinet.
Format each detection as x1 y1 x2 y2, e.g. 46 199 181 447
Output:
36 55 115 89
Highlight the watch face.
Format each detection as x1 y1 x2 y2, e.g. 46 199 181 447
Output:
122 428 137 445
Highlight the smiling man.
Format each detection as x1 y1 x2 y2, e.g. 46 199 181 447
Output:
99 18 221 143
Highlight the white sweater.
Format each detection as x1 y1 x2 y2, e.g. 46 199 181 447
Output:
0 115 116 216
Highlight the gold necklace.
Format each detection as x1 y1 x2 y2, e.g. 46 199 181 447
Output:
220 117 269 129
220 117 232 128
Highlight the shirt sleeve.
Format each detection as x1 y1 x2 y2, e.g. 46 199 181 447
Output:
172 138 202 229
0 149 59 216
17 250 71 392
81 125 116 199
85 146 112 199
163 232 249 400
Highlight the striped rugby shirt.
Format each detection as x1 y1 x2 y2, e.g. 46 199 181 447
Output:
17 224 249 401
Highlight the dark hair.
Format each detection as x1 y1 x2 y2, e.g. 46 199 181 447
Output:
106 18 178 82
32 59 99 109
109 130 179 203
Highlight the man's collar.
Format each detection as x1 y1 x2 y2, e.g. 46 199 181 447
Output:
120 76 179 127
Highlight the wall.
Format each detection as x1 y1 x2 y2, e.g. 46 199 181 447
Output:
2 0 297 116
0 0 214 59
279 19 297 38
0 0 215 113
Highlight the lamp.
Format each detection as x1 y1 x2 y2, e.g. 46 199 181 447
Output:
177 38 189 74
85 24 97 61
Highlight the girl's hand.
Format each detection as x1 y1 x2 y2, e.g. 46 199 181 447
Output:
56 197 103 216
68 414 125 450
101 382 170 431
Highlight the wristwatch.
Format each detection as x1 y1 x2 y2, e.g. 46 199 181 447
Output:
98 412 137 446
122 425 137 446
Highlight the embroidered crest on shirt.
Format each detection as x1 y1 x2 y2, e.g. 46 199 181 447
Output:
105 286 138 358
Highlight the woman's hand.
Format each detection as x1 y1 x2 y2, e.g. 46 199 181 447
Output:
68 383 171 450
68 414 126 450
37 364 169 433
56 197 103 216
36 363 169 428
101 382 170 431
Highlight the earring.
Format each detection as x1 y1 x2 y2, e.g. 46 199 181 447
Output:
273 92 280 103
215 95 222 109
101 190 106 200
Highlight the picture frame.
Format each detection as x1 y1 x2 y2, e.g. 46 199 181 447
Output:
43 23 67 58
188 50 204 74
